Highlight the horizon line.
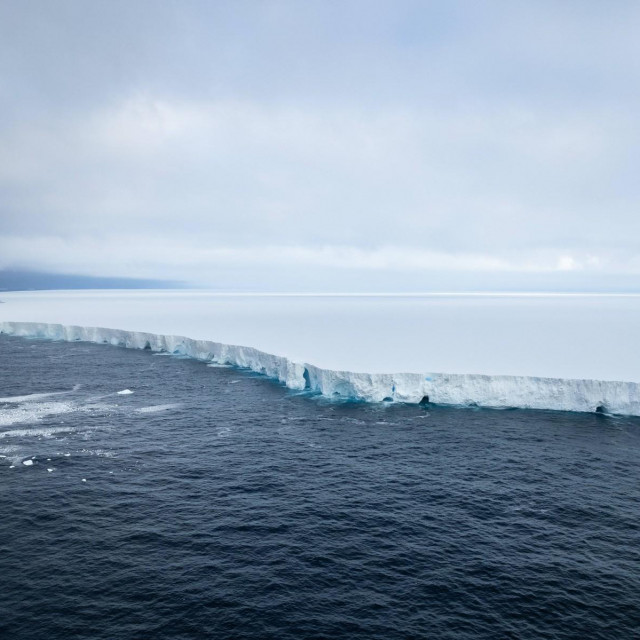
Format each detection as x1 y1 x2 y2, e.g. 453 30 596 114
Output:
3 289 640 298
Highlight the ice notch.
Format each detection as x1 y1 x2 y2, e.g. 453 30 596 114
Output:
303 368 311 390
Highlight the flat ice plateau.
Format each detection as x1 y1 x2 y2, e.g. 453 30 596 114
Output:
1 290 640 415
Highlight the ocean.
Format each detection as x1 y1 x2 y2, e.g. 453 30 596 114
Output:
1 334 639 639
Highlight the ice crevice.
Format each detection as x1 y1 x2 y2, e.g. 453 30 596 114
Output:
1 321 639 416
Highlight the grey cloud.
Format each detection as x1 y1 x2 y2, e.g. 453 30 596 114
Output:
1 1 639 290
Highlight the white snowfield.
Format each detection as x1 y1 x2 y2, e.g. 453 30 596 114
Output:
1 316 639 416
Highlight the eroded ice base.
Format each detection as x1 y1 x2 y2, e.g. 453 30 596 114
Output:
2 321 639 416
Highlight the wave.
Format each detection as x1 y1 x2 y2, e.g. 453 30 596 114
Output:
1 321 639 416
0 425 78 439
0 389 74 404
135 403 182 414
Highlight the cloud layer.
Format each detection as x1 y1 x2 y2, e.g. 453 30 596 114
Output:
1 1 639 290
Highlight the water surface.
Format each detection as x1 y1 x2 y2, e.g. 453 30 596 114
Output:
1 335 639 639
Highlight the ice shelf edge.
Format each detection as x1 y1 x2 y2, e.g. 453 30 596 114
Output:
1 321 639 416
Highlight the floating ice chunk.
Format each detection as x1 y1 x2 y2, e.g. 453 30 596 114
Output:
81 478 86 482
47 468 54 472
117 389 134 395
9 465 15 468
64 453 71 457
22 459 33 466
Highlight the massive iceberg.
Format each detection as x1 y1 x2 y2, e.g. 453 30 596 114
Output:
2 321 639 417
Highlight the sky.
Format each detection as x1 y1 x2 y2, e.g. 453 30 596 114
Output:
1 0 639 292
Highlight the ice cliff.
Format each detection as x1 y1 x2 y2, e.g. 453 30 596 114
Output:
2 321 639 416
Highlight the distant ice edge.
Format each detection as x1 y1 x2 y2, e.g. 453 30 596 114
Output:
2 321 639 417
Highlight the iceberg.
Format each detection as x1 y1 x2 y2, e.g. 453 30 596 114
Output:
1 321 639 417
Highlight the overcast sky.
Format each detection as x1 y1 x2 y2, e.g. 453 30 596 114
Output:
1 0 639 291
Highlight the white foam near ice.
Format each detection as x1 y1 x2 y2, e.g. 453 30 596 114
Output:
1 320 640 416
0 401 77 427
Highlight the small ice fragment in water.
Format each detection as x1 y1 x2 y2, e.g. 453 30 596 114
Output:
81 478 87 482
9 465 15 469
117 389 134 395
47 468 54 472
22 459 33 466
64 453 71 457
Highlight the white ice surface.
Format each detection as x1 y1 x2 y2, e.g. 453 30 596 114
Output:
1 290 640 415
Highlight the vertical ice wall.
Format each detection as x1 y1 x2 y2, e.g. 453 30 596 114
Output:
2 321 639 416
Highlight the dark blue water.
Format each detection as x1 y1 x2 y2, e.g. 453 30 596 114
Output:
1 335 639 639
